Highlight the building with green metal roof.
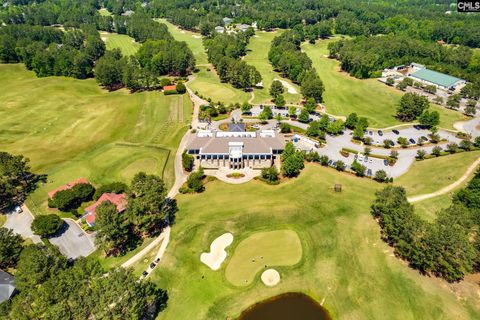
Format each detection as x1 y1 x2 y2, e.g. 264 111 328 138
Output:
409 66 465 90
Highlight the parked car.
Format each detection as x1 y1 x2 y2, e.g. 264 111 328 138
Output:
409 138 416 144
155 258 160 263
369 131 373 135
383 159 389 166
421 136 428 141
378 130 383 136
14 206 22 214
392 129 400 134
367 169 373 176
150 262 156 269
142 271 148 277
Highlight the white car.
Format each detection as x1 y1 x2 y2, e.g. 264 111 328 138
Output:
14 206 22 214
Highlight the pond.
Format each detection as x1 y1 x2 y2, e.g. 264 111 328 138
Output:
238 292 332 320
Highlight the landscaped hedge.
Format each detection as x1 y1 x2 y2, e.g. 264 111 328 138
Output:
48 183 95 212
164 89 178 95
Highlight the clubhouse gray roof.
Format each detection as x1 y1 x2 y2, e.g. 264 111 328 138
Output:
0 270 15 303
187 134 285 154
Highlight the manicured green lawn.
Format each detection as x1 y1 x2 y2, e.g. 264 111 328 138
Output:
302 38 466 129
243 31 302 105
150 165 479 320
413 195 455 222
99 31 140 56
225 229 302 286
0 64 191 216
188 66 251 104
395 151 480 196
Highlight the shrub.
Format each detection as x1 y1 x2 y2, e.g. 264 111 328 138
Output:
164 89 178 95
305 151 320 162
160 78 171 87
261 166 279 184
282 152 305 177
187 168 205 192
176 82 186 94
351 160 366 177
416 150 426 160
335 160 346 171
48 183 95 212
31 214 63 237
431 146 442 157
446 143 458 154
94 182 128 200
319 155 329 166
280 123 291 133
374 170 388 182
182 152 194 172
459 140 473 151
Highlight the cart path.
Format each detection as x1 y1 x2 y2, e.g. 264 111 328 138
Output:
407 157 480 203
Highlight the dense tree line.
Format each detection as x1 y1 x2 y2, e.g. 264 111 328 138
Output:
0 1 196 89
0 244 168 319
328 34 479 83
371 170 480 282
269 29 324 101
144 0 480 48
0 24 104 78
0 151 44 211
203 32 261 90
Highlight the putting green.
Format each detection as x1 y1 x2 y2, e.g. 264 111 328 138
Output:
225 230 302 286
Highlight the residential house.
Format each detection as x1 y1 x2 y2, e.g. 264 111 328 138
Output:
0 270 15 304
84 193 127 227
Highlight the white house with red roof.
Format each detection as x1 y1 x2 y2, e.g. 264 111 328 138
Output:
83 193 127 227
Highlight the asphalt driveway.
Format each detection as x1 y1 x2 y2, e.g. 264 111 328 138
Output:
49 219 95 259
4 207 41 244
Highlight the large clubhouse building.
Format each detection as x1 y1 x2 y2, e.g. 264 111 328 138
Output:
185 125 285 170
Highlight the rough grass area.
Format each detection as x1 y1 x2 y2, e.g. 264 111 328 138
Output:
98 8 112 16
99 31 140 56
395 151 480 196
150 165 480 320
0 64 192 215
225 229 302 286
302 38 466 129
243 31 302 105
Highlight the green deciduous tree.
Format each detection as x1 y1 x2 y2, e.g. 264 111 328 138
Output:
31 214 63 237
269 80 284 98
0 228 23 269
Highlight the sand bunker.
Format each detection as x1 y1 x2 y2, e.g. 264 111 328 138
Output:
200 233 234 270
261 269 280 286
193 35 201 39
273 78 298 94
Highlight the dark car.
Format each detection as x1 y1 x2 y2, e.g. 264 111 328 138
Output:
409 138 416 144
383 159 389 166
142 271 148 277
392 129 400 135
421 136 428 141
369 131 373 135
367 168 372 176
155 258 160 263
150 262 156 269
378 130 383 136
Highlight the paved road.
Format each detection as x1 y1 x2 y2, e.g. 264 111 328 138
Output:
4 206 41 244
49 219 95 259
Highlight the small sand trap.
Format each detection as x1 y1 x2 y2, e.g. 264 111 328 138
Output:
200 233 234 270
273 78 298 94
261 269 280 286
101 37 107 41
193 35 201 39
